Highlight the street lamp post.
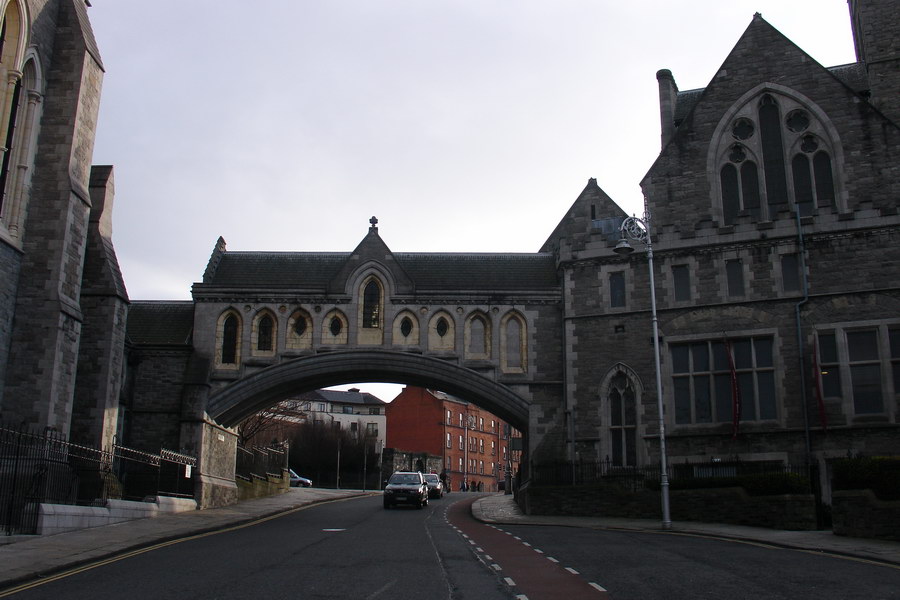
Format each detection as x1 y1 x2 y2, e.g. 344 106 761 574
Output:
614 203 672 530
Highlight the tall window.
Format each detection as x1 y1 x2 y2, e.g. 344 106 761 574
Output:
609 271 626 308
501 312 526 372
671 337 776 424
781 253 800 293
466 313 490 358
608 372 637 466
221 313 239 365
726 259 745 297
717 93 837 224
817 326 898 415
362 279 381 328
672 264 691 302
256 314 274 352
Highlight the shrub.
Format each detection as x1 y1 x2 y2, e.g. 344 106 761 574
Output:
832 457 900 501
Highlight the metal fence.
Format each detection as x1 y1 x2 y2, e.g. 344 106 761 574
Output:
235 443 288 482
530 458 812 490
1 423 197 536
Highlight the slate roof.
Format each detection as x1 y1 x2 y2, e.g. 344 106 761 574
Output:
199 252 559 292
828 62 869 93
127 302 194 346
299 389 388 406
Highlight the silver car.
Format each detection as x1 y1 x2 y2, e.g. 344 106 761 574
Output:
423 473 444 499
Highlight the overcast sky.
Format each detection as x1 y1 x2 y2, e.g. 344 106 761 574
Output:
85 1 856 400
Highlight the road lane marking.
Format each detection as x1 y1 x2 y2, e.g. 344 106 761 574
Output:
565 567 579 575
589 582 608 592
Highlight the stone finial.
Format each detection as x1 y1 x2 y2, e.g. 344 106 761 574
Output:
369 215 378 232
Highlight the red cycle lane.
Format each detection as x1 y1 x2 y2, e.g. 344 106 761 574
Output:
446 496 609 600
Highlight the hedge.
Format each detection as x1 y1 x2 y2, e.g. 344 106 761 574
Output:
832 457 900 501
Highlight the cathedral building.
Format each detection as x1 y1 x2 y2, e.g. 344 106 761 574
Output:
543 3 899 482
0 0 126 451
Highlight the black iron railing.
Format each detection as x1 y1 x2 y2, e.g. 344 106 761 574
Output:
0 423 197 536
235 443 288 482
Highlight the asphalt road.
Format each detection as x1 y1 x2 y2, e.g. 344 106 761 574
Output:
5 494 899 600
498 523 900 600
5 494 514 600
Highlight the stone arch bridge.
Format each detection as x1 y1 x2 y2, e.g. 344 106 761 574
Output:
126 221 568 507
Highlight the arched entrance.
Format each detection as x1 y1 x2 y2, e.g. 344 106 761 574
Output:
198 350 530 507
207 349 530 432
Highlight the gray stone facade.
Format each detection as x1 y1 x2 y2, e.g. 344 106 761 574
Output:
1 1 125 446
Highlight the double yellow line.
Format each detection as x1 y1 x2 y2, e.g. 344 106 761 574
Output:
0 496 361 597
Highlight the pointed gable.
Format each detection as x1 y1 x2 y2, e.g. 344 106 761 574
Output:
326 219 414 295
541 178 627 258
642 13 884 233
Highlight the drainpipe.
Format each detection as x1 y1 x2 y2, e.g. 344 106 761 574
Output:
561 265 576 483
793 206 811 465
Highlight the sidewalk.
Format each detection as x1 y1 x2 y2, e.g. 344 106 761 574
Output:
472 493 900 567
1 490 897 592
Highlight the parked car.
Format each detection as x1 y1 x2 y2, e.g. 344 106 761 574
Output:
289 469 313 487
423 473 444 499
383 471 428 509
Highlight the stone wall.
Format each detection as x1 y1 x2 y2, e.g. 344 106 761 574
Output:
832 490 900 541
236 470 289 502
523 483 818 530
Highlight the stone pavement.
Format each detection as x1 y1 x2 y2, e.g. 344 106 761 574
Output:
1 490 897 592
472 493 900 567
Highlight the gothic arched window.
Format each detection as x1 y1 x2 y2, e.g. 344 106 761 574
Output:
362 279 381 328
501 312 526 373
715 91 839 224
219 312 240 366
466 313 490 359
257 314 274 352
608 373 637 466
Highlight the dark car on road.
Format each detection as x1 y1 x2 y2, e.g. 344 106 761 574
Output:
383 471 429 509
423 473 444 499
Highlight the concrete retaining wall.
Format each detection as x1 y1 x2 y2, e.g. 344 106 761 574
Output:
37 496 197 536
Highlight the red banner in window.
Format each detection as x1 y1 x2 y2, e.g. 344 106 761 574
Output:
725 338 742 439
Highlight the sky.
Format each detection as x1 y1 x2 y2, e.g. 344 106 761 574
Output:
85 1 857 401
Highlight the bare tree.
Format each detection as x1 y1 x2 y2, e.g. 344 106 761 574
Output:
237 398 309 448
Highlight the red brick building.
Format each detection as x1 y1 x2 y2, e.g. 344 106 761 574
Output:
386 386 521 492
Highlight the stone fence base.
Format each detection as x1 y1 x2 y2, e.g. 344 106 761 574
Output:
522 483 818 530
832 490 900 541
236 470 289 501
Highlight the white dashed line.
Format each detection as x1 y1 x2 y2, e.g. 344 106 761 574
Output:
491 563 502 571
547 557 559 563
589 582 608 592
565 567 580 575
522 541 531 547
504 577 516 587
533 548 544 554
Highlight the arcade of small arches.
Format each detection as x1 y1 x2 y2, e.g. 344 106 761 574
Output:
211 277 529 375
